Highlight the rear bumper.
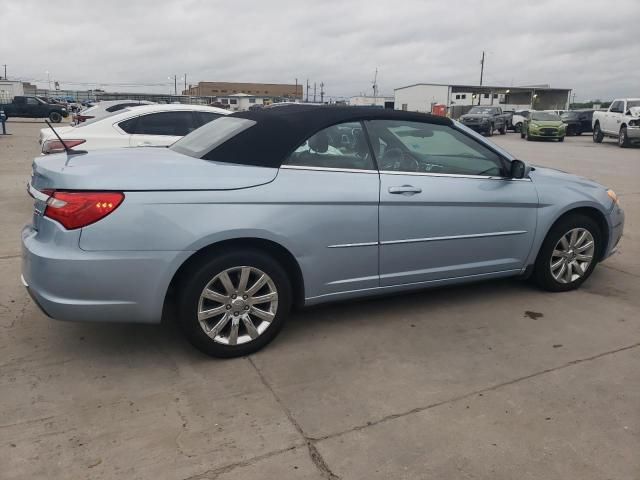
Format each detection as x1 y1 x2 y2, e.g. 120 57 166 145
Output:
21 224 191 324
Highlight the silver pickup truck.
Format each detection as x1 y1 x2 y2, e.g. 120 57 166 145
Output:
592 98 640 148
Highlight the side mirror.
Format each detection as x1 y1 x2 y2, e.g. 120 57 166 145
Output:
510 159 531 179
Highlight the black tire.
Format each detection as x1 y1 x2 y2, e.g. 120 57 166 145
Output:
177 249 292 358
49 111 62 123
575 127 582 136
593 123 604 143
618 126 630 148
486 124 493 137
558 136 565 142
520 127 526 139
533 214 601 292
515 122 523 133
499 123 507 135
525 128 532 141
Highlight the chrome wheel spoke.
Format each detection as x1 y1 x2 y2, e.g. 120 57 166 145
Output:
202 288 227 303
197 266 278 346
559 236 570 250
569 230 578 247
551 258 565 270
198 304 227 321
575 253 592 261
576 241 593 252
209 313 231 337
251 291 277 304
242 315 259 339
219 271 236 295
575 230 588 248
250 306 275 322
564 262 573 282
228 318 239 345
237 267 250 293
246 274 268 296
552 249 566 258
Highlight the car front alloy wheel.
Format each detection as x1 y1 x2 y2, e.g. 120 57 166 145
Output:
534 215 601 292
549 228 595 284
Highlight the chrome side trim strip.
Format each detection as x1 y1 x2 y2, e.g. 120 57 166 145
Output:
27 183 50 202
381 230 527 245
380 170 532 182
327 241 378 249
280 165 378 174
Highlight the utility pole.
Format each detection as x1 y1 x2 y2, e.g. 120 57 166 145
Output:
320 82 325 104
306 79 310 102
372 68 379 99
478 51 485 105
174 75 177 96
1 64 6 80
313 82 317 103
184 74 187 94
295 78 298 100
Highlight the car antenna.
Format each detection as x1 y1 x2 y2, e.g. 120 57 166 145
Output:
44 119 72 154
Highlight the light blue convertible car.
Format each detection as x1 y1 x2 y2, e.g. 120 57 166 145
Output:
23 106 624 357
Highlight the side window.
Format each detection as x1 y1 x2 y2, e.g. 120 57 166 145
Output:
26 97 39 106
610 101 623 113
284 122 375 171
121 111 197 136
366 120 504 177
195 112 222 127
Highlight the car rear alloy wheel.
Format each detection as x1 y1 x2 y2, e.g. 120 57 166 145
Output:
549 228 595 284
515 122 522 133
178 249 291 357
593 123 603 143
197 266 278 346
534 214 601 292
49 111 62 123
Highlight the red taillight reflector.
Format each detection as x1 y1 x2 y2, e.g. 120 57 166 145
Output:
44 192 124 229
42 138 86 154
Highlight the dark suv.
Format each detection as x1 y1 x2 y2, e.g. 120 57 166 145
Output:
561 110 594 136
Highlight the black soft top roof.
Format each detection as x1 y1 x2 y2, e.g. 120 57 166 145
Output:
204 105 453 168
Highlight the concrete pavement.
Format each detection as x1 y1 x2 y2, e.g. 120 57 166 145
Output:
1 121 638 479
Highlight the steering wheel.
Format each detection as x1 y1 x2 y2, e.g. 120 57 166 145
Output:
380 147 420 172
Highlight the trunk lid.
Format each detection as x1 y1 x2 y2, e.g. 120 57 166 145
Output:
30 147 278 191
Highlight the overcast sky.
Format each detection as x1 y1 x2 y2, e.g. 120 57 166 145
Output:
1 0 638 101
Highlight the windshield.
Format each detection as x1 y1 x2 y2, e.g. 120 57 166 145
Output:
170 116 256 158
468 107 497 115
531 112 560 121
561 112 579 119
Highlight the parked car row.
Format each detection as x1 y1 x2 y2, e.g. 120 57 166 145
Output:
22 105 625 357
40 104 229 153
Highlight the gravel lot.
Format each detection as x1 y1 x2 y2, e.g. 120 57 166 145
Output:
1 120 639 480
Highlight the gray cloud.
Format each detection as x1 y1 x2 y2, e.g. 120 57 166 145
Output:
1 0 638 100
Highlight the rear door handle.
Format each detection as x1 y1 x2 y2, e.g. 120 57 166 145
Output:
388 185 422 195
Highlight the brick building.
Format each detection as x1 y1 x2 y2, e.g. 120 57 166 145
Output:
183 81 302 99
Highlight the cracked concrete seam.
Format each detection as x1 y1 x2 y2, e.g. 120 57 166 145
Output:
247 356 341 480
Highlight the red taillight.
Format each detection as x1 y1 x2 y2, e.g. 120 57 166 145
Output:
44 191 124 229
75 115 94 122
42 138 86 154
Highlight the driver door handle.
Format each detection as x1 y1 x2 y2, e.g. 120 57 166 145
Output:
389 185 422 195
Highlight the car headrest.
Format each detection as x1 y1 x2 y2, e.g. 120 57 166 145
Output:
308 131 329 153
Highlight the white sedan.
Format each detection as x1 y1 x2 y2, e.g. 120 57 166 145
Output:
40 104 230 154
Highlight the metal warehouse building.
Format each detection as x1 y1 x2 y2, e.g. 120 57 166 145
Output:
395 83 572 117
